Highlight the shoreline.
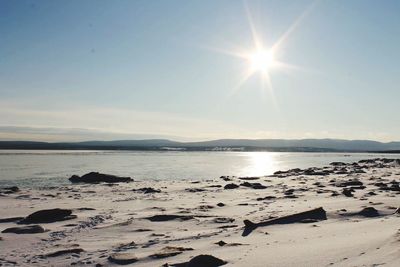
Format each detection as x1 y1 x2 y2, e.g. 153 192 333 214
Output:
1 147 400 154
1 158 400 266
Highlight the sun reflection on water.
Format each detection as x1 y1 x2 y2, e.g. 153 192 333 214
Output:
242 152 278 177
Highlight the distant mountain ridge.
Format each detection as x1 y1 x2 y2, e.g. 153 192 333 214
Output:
1 138 400 152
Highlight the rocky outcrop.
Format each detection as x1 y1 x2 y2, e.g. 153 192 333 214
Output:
2 225 45 234
18 208 76 224
108 253 138 265
45 248 84 257
224 183 239 189
187 255 227 267
145 214 194 222
149 246 193 259
69 172 133 184
240 182 267 189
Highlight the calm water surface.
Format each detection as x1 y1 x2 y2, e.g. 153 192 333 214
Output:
1 150 399 187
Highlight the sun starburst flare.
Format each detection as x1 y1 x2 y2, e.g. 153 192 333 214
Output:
205 1 318 99
248 49 275 73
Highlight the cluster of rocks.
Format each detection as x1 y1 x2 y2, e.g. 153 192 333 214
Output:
223 181 267 190
374 180 400 192
272 158 400 178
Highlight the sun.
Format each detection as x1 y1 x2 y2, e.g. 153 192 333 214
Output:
205 0 315 95
248 49 275 73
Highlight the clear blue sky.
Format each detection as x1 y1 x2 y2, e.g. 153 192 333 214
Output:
1 0 400 141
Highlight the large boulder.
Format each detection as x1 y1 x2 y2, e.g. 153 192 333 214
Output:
2 225 45 234
108 253 138 265
187 255 227 267
357 207 380 217
18 208 76 224
69 172 133 184
224 183 239 190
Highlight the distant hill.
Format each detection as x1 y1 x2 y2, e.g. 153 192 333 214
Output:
1 138 400 152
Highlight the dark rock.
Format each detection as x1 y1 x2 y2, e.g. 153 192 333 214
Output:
340 207 381 218
330 162 346 166
284 189 295 195
145 215 194 222
354 169 366 174
359 159 376 164
336 180 363 187
273 168 302 177
134 228 152 232
76 207 96 211
382 158 395 164
304 169 330 176
215 240 227 246
133 187 161 194
216 203 225 207
224 183 239 190
349 185 366 190
2 225 45 234
217 225 238 229
69 172 133 184
300 219 320 223
108 253 138 265
0 217 24 223
378 183 400 192
256 196 276 201
212 217 235 224
45 248 84 257
358 207 380 217
342 188 354 197
187 255 227 267
240 182 267 189
238 177 259 181
331 191 340 197
149 246 193 259
220 176 232 181
185 188 206 193
0 186 19 194
206 185 222 188
19 208 76 224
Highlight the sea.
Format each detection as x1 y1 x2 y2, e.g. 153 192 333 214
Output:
1 150 400 188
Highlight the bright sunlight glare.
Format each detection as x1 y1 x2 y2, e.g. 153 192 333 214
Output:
248 50 275 72
205 1 316 98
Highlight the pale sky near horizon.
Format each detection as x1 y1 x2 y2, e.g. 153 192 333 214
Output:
1 0 400 142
